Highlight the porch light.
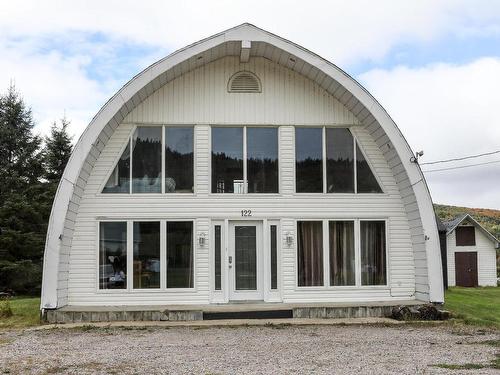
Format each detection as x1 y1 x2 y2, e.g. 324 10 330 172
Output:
285 232 294 247
198 232 207 246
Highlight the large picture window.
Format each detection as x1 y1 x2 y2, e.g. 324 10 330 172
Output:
167 221 194 288
297 221 324 286
360 221 386 285
295 127 382 194
133 222 160 289
212 126 278 193
296 219 387 288
102 126 194 194
99 222 127 289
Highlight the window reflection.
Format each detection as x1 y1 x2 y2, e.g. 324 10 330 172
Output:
167 221 194 288
295 128 323 193
133 222 160 289
103 143 130 193
132 127 162 193
326 128 354 193
247 127 278 193
356 143 383 193
211 127 243 193
99 222 127 289
165 127 193 193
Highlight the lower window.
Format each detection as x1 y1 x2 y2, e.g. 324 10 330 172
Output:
133 222 160 289
167 221 194 288
297 221 324 286
329 221 355 286
99 222 127 289
360 221 386 285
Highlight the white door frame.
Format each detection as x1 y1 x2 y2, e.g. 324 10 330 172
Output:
228 220 264 301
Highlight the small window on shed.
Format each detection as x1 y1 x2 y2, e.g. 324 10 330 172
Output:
228 71 261 93
456 226 476 246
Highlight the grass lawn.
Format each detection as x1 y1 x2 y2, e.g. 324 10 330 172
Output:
444 287 500 328
0 297 40 329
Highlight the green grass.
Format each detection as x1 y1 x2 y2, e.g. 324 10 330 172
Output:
0 297 40 329
444 287 500 328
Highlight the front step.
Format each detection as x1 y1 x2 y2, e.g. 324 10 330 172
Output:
203 309 293 320
43 302 423 324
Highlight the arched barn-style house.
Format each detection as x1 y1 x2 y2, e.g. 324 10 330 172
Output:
41 24 444 322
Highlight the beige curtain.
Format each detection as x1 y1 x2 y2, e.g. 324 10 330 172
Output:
361 221 386 285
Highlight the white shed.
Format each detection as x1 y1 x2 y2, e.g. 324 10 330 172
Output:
41 24 444 321
444 214 499 287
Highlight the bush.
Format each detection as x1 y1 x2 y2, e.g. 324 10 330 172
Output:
0 299 13 318
0 260 42 295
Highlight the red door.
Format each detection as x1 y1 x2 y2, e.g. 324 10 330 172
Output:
455 252 478 287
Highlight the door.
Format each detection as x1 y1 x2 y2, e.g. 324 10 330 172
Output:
228 221 263 300
455 252 478 287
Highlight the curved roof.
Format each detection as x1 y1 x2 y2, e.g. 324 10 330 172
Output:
41 23 444 308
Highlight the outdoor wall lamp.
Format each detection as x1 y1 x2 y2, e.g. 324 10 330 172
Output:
285 232 294 247
198 232 207 246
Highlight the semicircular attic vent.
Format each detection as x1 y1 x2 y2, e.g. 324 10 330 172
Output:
228 71 261 93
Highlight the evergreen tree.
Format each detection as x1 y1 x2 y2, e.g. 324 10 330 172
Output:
44 117 73 182
0 84 43 201
0 85 46 295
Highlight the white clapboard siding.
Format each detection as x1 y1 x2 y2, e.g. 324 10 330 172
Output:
447 228 497 287
123 56 360 126
65 56 419 306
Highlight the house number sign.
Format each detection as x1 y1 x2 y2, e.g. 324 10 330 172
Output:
241 210 252 217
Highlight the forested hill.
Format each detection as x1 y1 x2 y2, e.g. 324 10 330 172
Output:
434 204 500 240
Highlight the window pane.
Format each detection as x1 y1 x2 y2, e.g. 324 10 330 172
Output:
247 127 278 193
296 128 323 193
214 225 222 290
297 221 323 286
329 221 355 286
326 128 354 193
270 225 278 290
167 222 194 288
165 127 193 193
361 221 386 285
235 226 257 290
212 127 243 193
99 222 127 289
133 222 160 289
356 142 382 193
456 226 476 246
132 127 162 193
103 142 130 193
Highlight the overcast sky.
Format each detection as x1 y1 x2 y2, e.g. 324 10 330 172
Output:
1 0 499 209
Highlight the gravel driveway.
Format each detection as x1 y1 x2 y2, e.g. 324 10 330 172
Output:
0 324 498 374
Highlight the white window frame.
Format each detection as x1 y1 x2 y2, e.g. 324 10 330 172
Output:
99 124 196 195
209 125 280 195
295 218 389 290
293 126 385 195
96 219 197 293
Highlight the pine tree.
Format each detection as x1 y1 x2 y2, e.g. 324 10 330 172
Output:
0 85 45 295
0 84 43 201
44 117 73 182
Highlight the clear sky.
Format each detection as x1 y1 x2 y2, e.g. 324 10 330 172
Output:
1 0 499 208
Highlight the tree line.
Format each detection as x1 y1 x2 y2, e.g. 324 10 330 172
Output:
0 85 72 295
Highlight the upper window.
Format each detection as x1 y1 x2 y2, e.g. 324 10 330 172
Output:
212 126 278 194
456 226 476 246
103 126 194 194
295 127 382 194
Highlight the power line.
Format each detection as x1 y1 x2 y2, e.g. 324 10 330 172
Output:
420 150 500 165
422 159 500 173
